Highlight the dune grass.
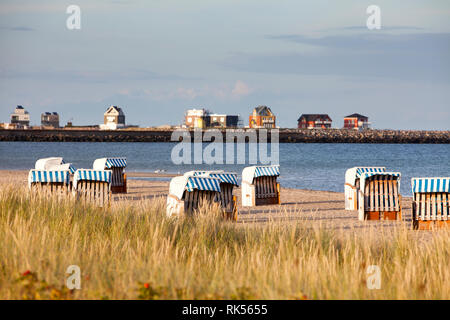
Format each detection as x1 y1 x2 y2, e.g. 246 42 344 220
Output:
0 184 449 300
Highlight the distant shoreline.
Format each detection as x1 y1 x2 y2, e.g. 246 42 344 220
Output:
0 128 449 143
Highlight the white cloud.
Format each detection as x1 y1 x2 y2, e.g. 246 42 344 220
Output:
231 80 251 98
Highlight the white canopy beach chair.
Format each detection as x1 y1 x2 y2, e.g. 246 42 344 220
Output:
411 177 450 230
73 169 112 207
93 157 127 194
184 170 239 220
35 157 76 173
241 165 280 207
28 169 71 196
358 171 402 221
345 167 386 210
166 175 221 217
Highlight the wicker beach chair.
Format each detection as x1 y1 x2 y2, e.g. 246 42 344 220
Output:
345 167 386 210
358 172 402 221
185 170 239 220
73 169 112 207
166 175 221 217
93 157 127 194
241 165 280 207
28 169 71 197
411 177 450 230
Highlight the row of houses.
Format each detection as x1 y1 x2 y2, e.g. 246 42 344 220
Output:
184 106 370 130
2 105 126 130
297 113 370 130
2 105 370 130
4 106 60 129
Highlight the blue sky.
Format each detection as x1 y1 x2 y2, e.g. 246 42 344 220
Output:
0 0 449 129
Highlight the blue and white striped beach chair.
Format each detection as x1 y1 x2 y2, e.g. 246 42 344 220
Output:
73 169 112 207
358 172 402 221
93 157 127 194
28 169 71 195
345 167 386 210
241 165 280 207
185 171 239 220
411 177 450 230
166 175 221 217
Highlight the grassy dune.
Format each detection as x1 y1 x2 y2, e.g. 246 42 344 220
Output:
0 184 449 300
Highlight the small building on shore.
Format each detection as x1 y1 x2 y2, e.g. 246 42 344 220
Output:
343 113 370 130
185 108 209 129
297 114 332 129
10 105 30 127
41 112 60 128
101 106 125 130
249 105 276 129
184 108 240 129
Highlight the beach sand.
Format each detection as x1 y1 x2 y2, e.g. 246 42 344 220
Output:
0 170 414 233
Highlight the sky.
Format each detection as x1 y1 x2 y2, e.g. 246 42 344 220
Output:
0 0 449 130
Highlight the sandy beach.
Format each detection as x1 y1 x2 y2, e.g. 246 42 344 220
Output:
1 169 414 232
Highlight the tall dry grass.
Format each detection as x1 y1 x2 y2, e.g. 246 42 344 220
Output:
0 184 449 299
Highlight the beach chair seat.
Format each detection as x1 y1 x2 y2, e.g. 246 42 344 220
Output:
241 165 280 207
28 169 70 197
185 170 239 220
73 169 112 207
345 167 386 210
411 177 450 230
93 157 127 194
166 176 221 217
358 172 401 221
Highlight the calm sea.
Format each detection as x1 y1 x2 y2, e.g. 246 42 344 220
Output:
0 142 448 195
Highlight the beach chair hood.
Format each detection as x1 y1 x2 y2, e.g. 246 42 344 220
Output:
169 175 221 200
345 167 386 187
93 157 127 170
35 157 76 173
73 169 112 189
242 165 280 185
184 170 238 186
28 169 70 188
411 177 450 194
360 172 401 193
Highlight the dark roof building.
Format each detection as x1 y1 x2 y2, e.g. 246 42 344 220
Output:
249 105 276 128
297 114 332 129
41 112 60 128
344 113 370 130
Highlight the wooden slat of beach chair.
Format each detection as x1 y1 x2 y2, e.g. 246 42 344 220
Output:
364 180 369 211
369 179 374 211
443 193 449 220
99 181 103 207
387 177 393 211
378 177 385 211
194 190 200 211
419 193 425 220
183 192 188 213
269 176 273 197
431 193 436 221
374 177 379 212
383 177 389 212
392 179 399 212
229 186 234 211
262 177 267 198
436 193 442 220
425 193 431 221
272 176 277 198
